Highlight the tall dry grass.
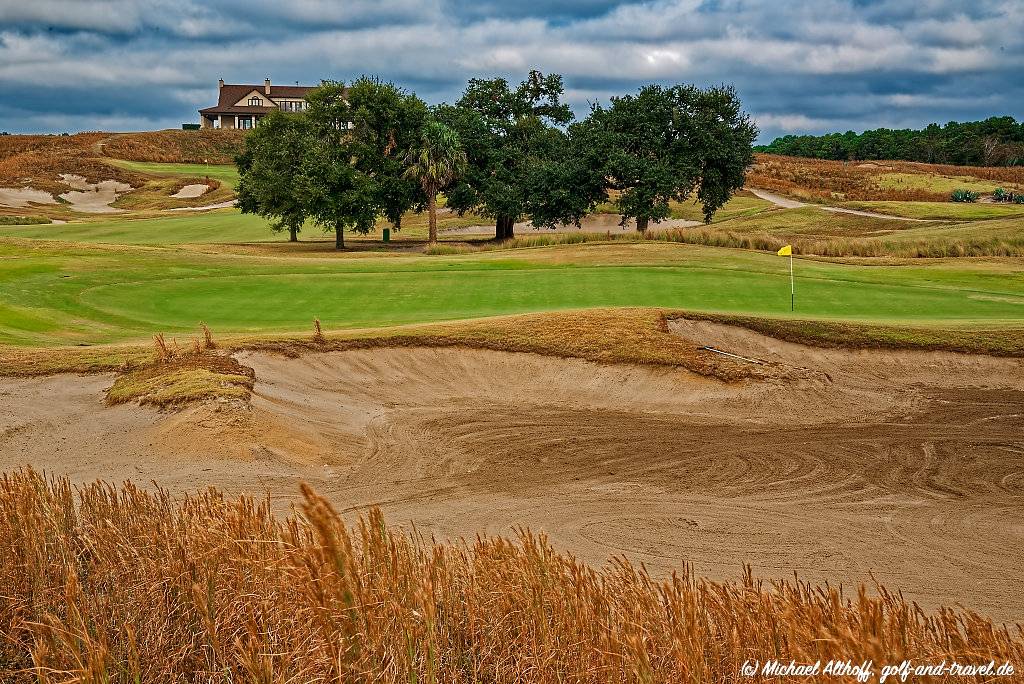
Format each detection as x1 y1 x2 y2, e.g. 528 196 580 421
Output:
748 154 1024 204
427 227 1024 258
1 469 1020 682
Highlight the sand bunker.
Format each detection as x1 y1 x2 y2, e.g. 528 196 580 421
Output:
2 327 1023 621
57 174 131 213
0 186 57 208
171 184 210 199
444 213 701 235
169 200 238 211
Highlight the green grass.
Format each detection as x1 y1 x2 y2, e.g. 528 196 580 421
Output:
106 160 240 190
668 193 774 221
594 193 774 223
0 212 275 245
875 172 1019 195
2 238 1023 348
711 206 921 237
0 208 485 246
838 201 1024 221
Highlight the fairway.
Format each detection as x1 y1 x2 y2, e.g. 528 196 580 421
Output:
0 211 274 245
107 160 240 189
3 238 1024 346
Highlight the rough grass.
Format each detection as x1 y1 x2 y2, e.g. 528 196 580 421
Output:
680 311 1024 357
838 200 1024 221
110 176 226 211
101 129 246 164
1 469 1020 683
246 308 769 382
106 353 254 407
0 215 50 225
749 153 1024 203
4 309 1024 382
104 327 255 407
426 210 1024 259
0 132 145 195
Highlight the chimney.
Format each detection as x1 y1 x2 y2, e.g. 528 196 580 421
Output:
264 77 271 95
218 78 224 89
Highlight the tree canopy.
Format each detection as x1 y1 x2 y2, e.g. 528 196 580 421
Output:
758 116 1024 167
578 84 758 229
404 117 466 244
235 110 311 242
235 72 759 245
438 71 593 239
299 79 429 248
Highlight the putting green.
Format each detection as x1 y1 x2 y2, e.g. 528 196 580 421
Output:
3 239 1023 347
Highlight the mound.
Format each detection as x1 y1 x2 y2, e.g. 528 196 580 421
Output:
102 129 246 164
0 132 143 195
749 153 1024 204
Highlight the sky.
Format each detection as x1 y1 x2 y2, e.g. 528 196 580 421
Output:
0 0 1021 142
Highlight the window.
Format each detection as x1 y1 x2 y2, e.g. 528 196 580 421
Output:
248 97 261 107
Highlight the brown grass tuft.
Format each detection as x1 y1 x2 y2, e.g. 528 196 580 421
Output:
152 333 170 363
200 322 216 350
0 469 1019 682
106 352 255 407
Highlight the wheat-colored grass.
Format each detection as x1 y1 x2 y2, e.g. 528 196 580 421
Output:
0 469 1020 683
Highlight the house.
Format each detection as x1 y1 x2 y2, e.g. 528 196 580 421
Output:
199 78 316 130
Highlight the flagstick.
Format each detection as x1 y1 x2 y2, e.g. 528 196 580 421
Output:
789 253 795 312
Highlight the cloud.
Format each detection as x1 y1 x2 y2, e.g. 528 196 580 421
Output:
0 0 1019 140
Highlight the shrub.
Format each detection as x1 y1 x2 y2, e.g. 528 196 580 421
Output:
950 188 979 202
993 188 1007 202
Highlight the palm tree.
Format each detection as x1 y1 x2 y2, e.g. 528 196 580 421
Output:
404 118 466 244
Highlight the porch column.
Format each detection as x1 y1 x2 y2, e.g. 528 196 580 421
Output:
234 115 239 129
217 115 223 129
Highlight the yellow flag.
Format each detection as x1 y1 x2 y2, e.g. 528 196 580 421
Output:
777 244 792 256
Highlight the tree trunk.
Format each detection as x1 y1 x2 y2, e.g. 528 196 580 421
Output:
495 215 515 240
289 226 298 242
636 216 649 233
335 224 344 250
427 193 438 244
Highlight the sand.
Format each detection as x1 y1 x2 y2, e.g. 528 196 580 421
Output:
0 187 57 208
2 324 1022 622
57 174 131 213
169 200 238 211
171 184 210 199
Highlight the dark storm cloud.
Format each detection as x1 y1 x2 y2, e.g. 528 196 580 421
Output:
0 0 1020 140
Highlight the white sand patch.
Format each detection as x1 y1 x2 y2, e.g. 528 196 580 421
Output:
169 200 238 211
0 187 57 208
172 184 210 199
57 174 132 213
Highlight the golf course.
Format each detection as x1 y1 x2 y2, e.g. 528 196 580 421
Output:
2 235 1024 348
2 127 1024 680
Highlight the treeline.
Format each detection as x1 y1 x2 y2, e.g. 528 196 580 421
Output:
757 117 1024 167
236 71 757 246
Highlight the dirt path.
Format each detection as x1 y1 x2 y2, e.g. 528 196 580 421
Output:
2 329 1022 621
747 187 927 221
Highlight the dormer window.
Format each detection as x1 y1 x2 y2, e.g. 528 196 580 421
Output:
248 97 262 106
